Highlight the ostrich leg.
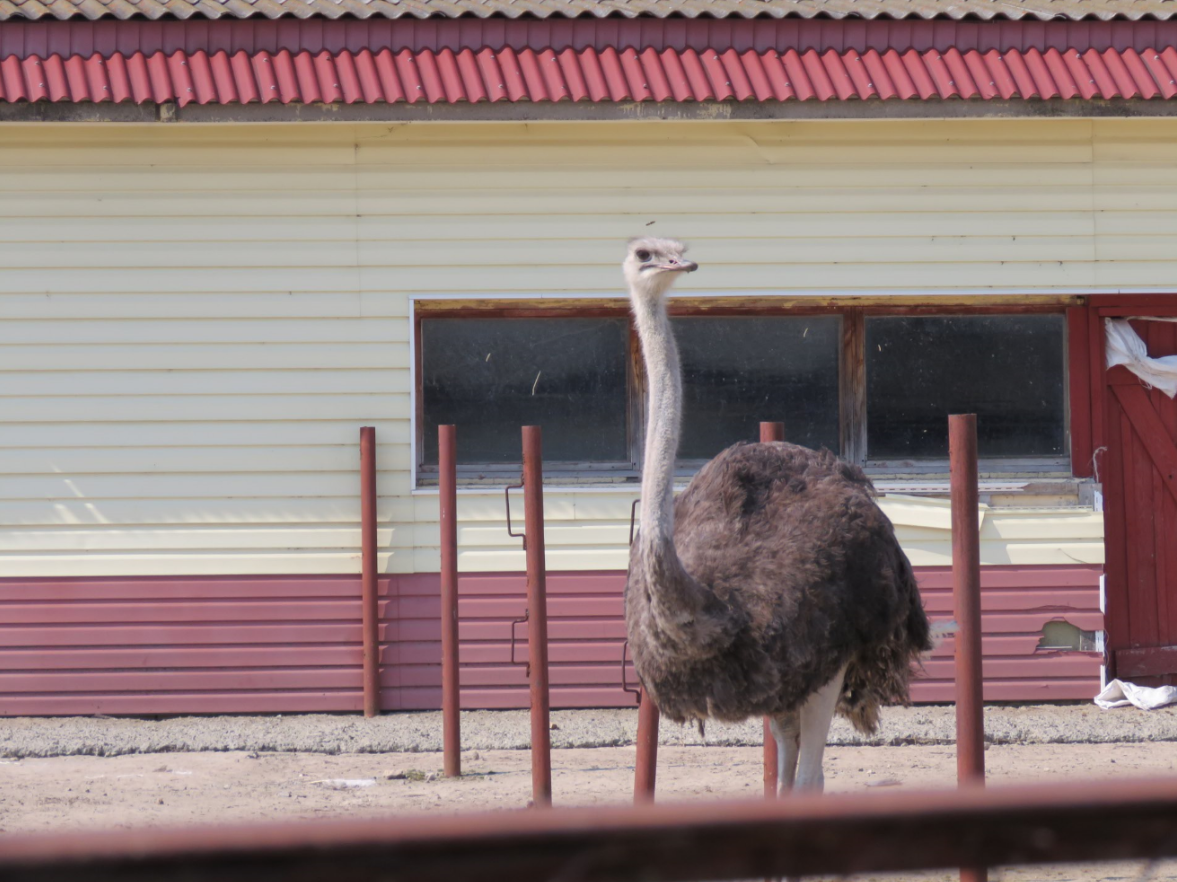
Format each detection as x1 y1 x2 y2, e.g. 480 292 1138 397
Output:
794 665 848 793
768 713 800 795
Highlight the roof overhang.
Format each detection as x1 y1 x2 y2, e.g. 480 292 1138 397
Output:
4 0 1177 23
4 17 1177 117
8 96 1177 123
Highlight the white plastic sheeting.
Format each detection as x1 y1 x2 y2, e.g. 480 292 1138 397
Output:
1095 678 1177 710
1105 317 1177 398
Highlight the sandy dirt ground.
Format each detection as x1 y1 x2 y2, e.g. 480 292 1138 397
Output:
3 738 1177 881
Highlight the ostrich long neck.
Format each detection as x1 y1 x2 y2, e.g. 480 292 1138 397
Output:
631 292 684 568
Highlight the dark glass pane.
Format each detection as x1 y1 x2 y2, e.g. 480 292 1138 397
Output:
865 315 1066 460
672 317 841 460
421 318 629 465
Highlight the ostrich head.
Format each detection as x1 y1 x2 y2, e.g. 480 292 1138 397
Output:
622 237 698 302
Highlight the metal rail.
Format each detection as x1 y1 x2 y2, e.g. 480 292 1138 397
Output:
438 424 461 777
359 426 379 718
951 413 987 882
620 641 641 704
6 778 1177 882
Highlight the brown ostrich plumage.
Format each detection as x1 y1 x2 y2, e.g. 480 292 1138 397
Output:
620 236 931 791
626 441 931 735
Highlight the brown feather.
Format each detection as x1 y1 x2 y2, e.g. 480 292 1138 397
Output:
625 441 931 735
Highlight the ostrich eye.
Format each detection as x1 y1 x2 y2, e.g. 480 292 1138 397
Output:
635 250 651 262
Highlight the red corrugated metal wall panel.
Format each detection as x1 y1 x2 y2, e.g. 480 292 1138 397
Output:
0 576 365 716
0 565 1102 716
2 18 1177 105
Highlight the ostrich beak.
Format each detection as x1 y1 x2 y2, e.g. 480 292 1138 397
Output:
660 259 698 273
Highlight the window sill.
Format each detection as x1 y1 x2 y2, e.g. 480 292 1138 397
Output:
412 476 1097 508
877 477 1095 509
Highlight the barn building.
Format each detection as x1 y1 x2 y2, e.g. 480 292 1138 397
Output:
1 0 1175 716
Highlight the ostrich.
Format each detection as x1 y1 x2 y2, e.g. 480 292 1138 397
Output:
623 236 931 794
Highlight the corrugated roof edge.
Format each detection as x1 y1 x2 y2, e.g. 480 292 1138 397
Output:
5 0 1177 23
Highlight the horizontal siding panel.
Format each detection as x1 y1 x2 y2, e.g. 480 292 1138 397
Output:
0 216 362 243
0 645 362 669
0 213 1100 244
0 192 358 218
357 262 1101 291
1095 235 1177 261
353 142 1095 169
0 472 410 500
1091 261 1177 285
0 553 388 578
0 445 409 475
422 656 1103 691
352 187 1099 216
0 241 360 269
980 512 1105 540
0 575 368 601
0 623 362 648
0 319 406 345
0 498 412 527
1092 187 1177 211
1095 213 1177 236
0 566 1103 714
919 587 1100 612
895 541 1105 568
997 543 1106 566
0 120 1115 586
0 268 364 295
913 565 1104 589
0 294 392 321
0 395 407 424
0 343 405 372
0 421 409 448
359 212 1100 240
450 548 627 573
0 693 364 715
0 595 619 623
0 142 356 167
353 166 1096 191
0 169 360 193
0 669 363 694
0 600 362 623
0 293 410 321
458 523 633 548
911 679 1101 702
356 236 1097 266
0 164 1102 194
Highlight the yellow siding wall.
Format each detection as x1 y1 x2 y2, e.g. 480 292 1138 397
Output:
1 116 1143 577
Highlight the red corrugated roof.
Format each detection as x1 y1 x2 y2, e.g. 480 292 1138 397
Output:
2 17 1176 105
4 0 1177 23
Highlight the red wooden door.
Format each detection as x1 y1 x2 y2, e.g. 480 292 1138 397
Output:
1102 313 1177 685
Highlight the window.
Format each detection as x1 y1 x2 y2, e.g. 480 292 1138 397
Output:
416 305 1070 484
420 317 630 468
674 316 841 459
865 315 1066 461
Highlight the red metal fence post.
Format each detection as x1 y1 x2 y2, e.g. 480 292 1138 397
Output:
522 426 552 807
633 689 659 803
631 497 659 804
759 421 785 797
950 413 986 882
438 425 461 778
360 426 379 719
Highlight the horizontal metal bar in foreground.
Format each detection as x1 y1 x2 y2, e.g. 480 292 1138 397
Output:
3 777 1177 882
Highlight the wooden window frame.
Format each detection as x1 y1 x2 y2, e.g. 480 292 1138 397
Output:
415 301 1078 487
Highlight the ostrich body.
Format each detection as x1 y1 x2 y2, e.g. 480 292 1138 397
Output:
623 237 931 793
